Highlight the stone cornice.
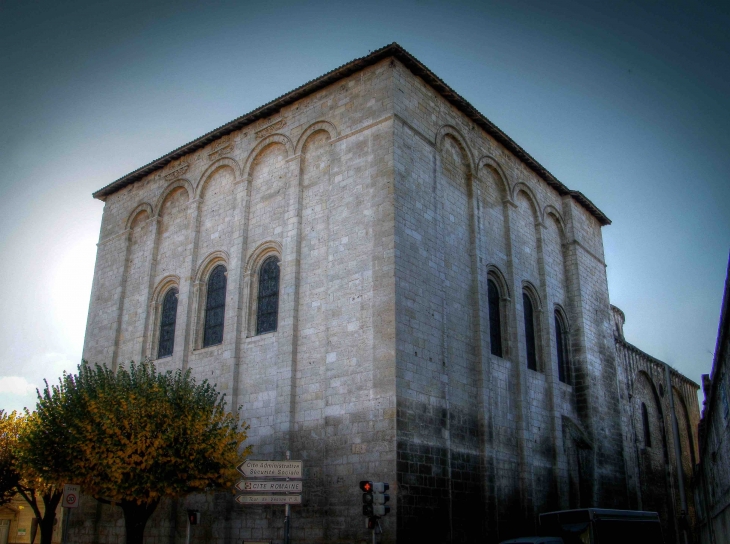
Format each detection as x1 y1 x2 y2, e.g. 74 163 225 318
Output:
616 336 700 390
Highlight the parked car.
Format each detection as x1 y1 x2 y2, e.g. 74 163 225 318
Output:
499 538 564 544
538 508 664 544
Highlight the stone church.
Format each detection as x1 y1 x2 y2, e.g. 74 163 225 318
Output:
79 43 701 543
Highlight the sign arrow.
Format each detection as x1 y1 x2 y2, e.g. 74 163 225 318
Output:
236 459 303 479
235 494 302 505
235 480 303 492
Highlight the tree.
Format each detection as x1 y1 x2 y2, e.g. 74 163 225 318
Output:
21 362 251 544
0 410 21 506
1 410 63 544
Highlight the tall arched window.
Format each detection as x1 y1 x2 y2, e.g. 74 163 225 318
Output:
256 256 280 335
641 402 652 447
487 279 503 357
523 292 537 371
203 265 227 347
555 311 570 384
157 288 178 358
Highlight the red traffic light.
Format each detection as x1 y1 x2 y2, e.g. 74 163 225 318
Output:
359 481 373 492
187 511 200 525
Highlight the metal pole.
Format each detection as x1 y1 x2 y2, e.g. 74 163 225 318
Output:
665 364 689 544
186 516 191 544
284 451 290 544
61 507 70 544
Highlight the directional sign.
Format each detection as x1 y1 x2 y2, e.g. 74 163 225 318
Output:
235 480 303 493
235 494 302 505
236 460 303 479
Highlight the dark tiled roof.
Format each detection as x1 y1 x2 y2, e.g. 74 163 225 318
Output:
92 43 610 226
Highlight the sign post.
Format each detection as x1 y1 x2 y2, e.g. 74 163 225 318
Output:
61 485 80 544
284 451 291 544
235 452 302 544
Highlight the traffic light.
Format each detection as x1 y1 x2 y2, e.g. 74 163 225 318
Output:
359 481 390 517
187 510 200 525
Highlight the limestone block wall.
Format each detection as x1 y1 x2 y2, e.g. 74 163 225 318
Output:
81 58 397 544
391 60 628 543
612 307 701 544
80 49 668 544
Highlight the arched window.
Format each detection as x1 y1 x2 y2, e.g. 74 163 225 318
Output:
157 288 179 358
256 256 280 335
523 292 537 371
487 279 503 357
555 311 570 384
641 402 652 447
203 265 227 347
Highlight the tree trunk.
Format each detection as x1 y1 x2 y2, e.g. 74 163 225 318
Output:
15 488 62 544
120 500 159 544
39 490 62 544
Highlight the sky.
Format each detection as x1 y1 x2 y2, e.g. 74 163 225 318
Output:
0 0 728 412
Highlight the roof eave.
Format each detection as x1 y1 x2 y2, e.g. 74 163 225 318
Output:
92 43 611 226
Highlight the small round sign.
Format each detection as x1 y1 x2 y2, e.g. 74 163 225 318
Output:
66 494 76 505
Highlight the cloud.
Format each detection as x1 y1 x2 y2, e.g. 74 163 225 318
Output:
0 376 38 395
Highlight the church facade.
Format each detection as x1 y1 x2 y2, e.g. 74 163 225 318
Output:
79 44 700 543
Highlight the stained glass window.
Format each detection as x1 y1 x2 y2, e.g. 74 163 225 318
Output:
157 288 178 358
487 279 503 357
555 312 569 384
256 257 280 335
203 265 227 347
523 292 537 371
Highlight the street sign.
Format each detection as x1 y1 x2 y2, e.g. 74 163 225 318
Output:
235 494 302 505
235 480 303 493
62 484 80 508
236 460 303 479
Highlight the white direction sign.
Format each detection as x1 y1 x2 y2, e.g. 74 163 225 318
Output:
235 494 302 505
235 480 303 493
237 460 303 479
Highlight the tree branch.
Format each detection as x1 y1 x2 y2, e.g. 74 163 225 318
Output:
15 486 42 520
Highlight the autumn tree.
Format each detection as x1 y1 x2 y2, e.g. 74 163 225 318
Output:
21 362 251 544
0 410 21 506
1 410 63 544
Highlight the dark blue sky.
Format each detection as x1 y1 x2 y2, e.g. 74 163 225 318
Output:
1 0 728 409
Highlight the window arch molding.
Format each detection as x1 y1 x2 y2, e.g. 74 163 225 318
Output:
476 156 512 198
193 251 229 349
153 179 194 218
194 157 242 199
294 120 338 155
486 265 511 359
125 203 154 231
553 304 571 384
147 275 180 359
521 281 543 372
511 184 544 225
244 241 283 338
435 125 476 175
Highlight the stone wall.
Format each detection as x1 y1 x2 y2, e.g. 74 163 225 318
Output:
82 58 397 544
391 61 628 543
696 258 730 544
81 48 702 544
612 305 701 544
